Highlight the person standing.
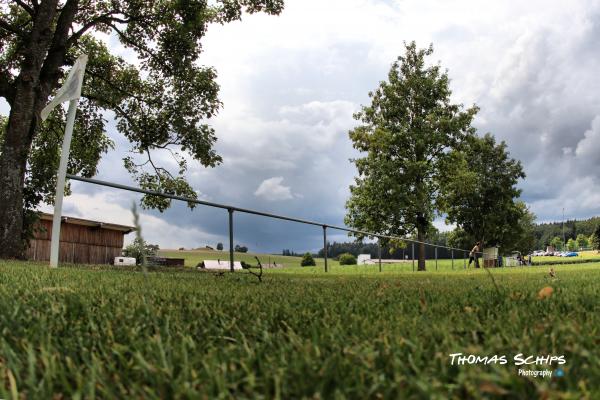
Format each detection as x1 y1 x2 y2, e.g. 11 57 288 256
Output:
469 241 481 268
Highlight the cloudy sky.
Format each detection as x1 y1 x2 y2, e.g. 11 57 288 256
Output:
9 0 600 252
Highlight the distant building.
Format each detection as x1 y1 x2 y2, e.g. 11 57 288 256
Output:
25 213 134 264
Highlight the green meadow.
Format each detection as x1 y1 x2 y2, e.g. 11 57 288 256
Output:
161 248 477 271
161 248 600 272
0 260 599 399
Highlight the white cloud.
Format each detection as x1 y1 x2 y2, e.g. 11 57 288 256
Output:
254 177 294 201
575 115 600 166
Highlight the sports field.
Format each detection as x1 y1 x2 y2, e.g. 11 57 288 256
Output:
0 260 598 398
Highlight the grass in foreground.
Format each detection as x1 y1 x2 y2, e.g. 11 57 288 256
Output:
0 261 599 398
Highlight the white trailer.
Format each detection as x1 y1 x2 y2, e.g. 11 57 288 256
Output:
201 259 243 271
114 257 136 266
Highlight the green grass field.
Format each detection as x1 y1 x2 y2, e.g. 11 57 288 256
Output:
1 259 599 398
161 248 600 272
160 248 477 271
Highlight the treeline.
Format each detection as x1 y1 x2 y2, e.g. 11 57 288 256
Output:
534 217 600 249
316 232 459 260
281 249 302 257
315 216 600 259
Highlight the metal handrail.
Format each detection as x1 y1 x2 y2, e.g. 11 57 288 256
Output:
66 174 486 271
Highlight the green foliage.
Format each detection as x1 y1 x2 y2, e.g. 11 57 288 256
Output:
338 253 357 265
388 238 408 256
576 234 589 249
509 203 537 255
345 42 477 270
439 134 528 253
550 236 564 251
0 261 599 398
216 242 224 251
235 244 248 253
592 225 600 251
566 238 578 251
534 217 600 249
123 237 159 265
0 0 285 218
300 252 316 266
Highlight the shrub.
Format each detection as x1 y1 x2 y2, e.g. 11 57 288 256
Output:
339 253 357 265
123 238 159 265
217 242 224 251
301 252 316 266
235 244 248 253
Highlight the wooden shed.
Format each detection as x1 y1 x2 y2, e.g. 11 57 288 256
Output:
25 213 134 264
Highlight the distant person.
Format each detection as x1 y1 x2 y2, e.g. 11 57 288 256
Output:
516 254 525 266
469 241 481 268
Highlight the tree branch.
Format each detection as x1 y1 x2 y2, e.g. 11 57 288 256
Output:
0 17 25 36
14 0 35 17
37 0 79 105
146 149 174 179
67 12 133 46
84 69 159 107
108 23 157 61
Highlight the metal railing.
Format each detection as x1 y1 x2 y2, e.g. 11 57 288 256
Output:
66 174 485 272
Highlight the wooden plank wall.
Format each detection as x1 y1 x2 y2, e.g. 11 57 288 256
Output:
25 220 127 264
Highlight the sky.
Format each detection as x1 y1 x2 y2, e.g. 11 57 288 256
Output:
5 0 600 253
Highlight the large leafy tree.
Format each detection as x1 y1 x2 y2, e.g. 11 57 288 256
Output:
576 233 589 249
0 0 284 258
591 225 600 252
345 42 477 271
439 134 528 253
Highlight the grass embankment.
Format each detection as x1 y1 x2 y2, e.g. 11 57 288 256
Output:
0 260 599 398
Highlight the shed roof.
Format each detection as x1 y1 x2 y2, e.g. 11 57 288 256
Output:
39 212 134 233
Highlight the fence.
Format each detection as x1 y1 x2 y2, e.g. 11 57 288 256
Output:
66 174 486 272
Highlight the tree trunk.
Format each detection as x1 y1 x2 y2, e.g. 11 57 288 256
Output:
0 0 63 259
477 238 485 269
0 92 37 258
417 215 426 271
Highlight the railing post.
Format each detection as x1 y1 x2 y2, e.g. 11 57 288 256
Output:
435 246 438 271
451 249 454 270
412 242 415 272
378 238 382 273
228 208 234 272
323 225 328 273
